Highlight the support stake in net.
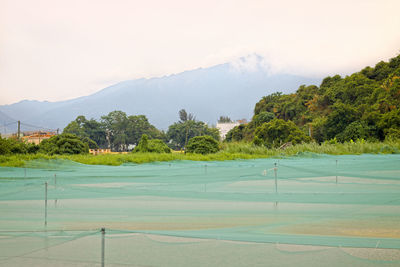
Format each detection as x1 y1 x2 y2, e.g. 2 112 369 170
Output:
101 228 105 267
44 182 48 227
54 174 57 208
335 160 338 184
274 163 278 208
274 163 278 194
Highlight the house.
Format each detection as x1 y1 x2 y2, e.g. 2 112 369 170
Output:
21 131 56 145
89 149 112 155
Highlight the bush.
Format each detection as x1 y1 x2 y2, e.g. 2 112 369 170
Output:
385 128 400 141
0 135 39 155
133 134 171 153
336 121 374 142
39 133 89 155
255 119 311 148
0 136 12 155
186 135 219 154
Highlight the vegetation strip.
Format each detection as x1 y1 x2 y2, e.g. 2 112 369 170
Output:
1 141 399 167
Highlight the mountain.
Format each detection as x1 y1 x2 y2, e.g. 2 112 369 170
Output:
0 110 17 134
0 56 321 131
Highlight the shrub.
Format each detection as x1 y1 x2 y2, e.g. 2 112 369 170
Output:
385 128 400 141
0 135 39 155
186 135 219 154
39 133 89 155
336 121 374 142
133 134 171 153
0 136 12 155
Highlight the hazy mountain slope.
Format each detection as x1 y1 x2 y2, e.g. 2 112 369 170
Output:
0 110 17 134
0 60 321 130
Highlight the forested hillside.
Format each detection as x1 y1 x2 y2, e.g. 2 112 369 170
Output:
227 54 400 146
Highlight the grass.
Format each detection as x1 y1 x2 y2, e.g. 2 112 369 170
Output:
0 140 399 167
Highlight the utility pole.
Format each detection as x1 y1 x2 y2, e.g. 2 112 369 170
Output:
17 121 21 140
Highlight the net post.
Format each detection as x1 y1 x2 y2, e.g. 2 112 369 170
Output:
274 163 278 194
274 163 278 208
54 174 57 207
335 160 338 184
101 228 105 267
44 182 48 227
24 168 26 177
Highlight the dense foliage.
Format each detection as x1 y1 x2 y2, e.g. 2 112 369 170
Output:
38 133 89 155
167 109 220 149
0 135 39 155
133 134 171 153
64 111 165 151
254 119 311 147
227 54 400 144
186 135 220 154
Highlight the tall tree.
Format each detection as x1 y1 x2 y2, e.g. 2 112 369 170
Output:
167 110 219 149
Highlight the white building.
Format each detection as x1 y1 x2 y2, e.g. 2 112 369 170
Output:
216 122 240 140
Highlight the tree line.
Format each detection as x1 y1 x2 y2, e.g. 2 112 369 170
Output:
61 109 219 152
0 109 220 155
226 53 400 147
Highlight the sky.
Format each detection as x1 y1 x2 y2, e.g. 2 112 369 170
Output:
0 0 399 105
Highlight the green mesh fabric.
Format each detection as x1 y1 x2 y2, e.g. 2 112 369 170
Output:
1 154 399 266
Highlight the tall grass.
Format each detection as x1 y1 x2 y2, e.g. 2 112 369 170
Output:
1 140 399 167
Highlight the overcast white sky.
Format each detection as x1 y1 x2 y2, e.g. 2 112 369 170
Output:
0 0 399 105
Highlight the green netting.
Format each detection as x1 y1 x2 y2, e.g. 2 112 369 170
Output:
1 154 400 266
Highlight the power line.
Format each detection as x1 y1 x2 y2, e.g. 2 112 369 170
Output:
19 122 57 132
0 121 17 127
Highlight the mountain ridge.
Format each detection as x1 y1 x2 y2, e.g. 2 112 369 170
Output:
0 58 321 131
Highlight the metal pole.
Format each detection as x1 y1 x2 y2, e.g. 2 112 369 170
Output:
205 164 207 174
54 174 57 207
101 228 105 267
24 168 26 177
335 160 338 184
274 163 277 194
17 120 21 140
45 182 48 227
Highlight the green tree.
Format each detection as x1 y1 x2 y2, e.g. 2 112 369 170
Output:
225 124 247 142
126 115 165 146
101 111 129 151
39 134 89 155
133 134 171 153
63 116 106 148
167 111 219 149
252 112 275 127
254 119 311 148
324 102 359 140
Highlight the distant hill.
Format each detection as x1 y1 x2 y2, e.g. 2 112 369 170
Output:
0 110 17 134
0 56 321 131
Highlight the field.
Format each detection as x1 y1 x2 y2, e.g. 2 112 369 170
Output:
0 153 400 266
1 140 400 167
